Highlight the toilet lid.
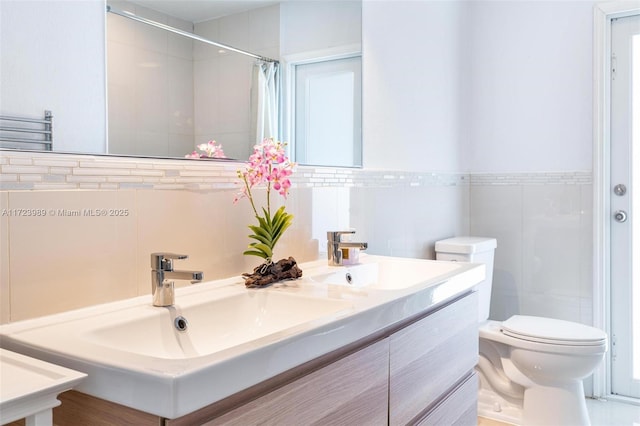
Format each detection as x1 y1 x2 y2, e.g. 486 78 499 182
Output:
501 315 607 346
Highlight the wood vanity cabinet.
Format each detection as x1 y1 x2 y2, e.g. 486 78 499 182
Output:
199 338 390 425
389 291 478 425
47 291 478 426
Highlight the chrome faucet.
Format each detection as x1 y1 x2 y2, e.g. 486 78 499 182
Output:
150 253 203 307
327 231 368 266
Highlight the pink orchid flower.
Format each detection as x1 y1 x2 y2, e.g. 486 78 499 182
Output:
185 140 226 159
235 138 295 207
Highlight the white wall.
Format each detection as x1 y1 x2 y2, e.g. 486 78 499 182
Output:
280 0 362 56
0 0 106 153
463 0 595 173
363 0 465 172
362 0 594 174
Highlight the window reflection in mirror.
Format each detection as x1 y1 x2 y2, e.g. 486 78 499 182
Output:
293 55 362 167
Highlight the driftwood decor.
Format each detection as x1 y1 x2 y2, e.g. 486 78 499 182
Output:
242 257 303 288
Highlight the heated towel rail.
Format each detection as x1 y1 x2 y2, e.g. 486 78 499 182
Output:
0 110 53 151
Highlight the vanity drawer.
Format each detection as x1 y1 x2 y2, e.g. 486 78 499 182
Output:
416 372 478 426
388 292 478 425
203 339 389 426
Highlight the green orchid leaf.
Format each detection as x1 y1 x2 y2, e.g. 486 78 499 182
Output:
262 207 272 223
248 233 272 246
250 242 273 258
273 227 288 246
271 205 287 225
272 217 292 241
243 249 269 259
248 225 272 242
272 209 292 234
271 218 293 249
272 208 292 234
256 214 272 233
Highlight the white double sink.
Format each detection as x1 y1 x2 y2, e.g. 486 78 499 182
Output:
0 254 484 419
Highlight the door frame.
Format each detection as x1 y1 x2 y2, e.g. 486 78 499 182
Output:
593 0 640 401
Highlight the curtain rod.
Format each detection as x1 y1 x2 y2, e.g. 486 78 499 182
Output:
106 5 279 64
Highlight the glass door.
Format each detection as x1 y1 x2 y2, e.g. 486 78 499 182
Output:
611 12 640 399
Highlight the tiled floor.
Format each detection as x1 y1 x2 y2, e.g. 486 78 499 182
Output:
587 398 640 426
478 398 640 426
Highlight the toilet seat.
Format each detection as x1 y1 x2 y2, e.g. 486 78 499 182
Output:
501 315 607 346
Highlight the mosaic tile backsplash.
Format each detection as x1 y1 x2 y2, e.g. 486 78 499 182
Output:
0 150 589 191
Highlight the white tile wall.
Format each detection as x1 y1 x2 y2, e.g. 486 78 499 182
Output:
350 184 469 259
469 172 593 326
6 190 138 320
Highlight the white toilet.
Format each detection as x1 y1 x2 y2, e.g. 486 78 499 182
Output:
435 237 607 426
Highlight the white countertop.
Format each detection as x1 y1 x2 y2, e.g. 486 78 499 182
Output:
0 348 86 424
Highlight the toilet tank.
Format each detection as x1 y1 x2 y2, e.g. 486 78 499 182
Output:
435 237 497 322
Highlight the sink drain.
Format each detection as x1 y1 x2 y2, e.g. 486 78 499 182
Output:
174 316 189 332
345 272 353 285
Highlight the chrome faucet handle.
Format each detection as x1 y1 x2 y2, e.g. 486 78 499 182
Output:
150 253 188 270
327 231 355 243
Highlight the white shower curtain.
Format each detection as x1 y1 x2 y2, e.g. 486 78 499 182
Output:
253 61 280 145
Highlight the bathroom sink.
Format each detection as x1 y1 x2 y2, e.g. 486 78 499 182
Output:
307 255 466 290
0 284 357 418
85 291 353 359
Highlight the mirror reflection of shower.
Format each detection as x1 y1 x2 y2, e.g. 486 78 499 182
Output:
106 2 279 160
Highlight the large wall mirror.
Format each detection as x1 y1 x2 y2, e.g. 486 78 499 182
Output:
0 0 362 166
